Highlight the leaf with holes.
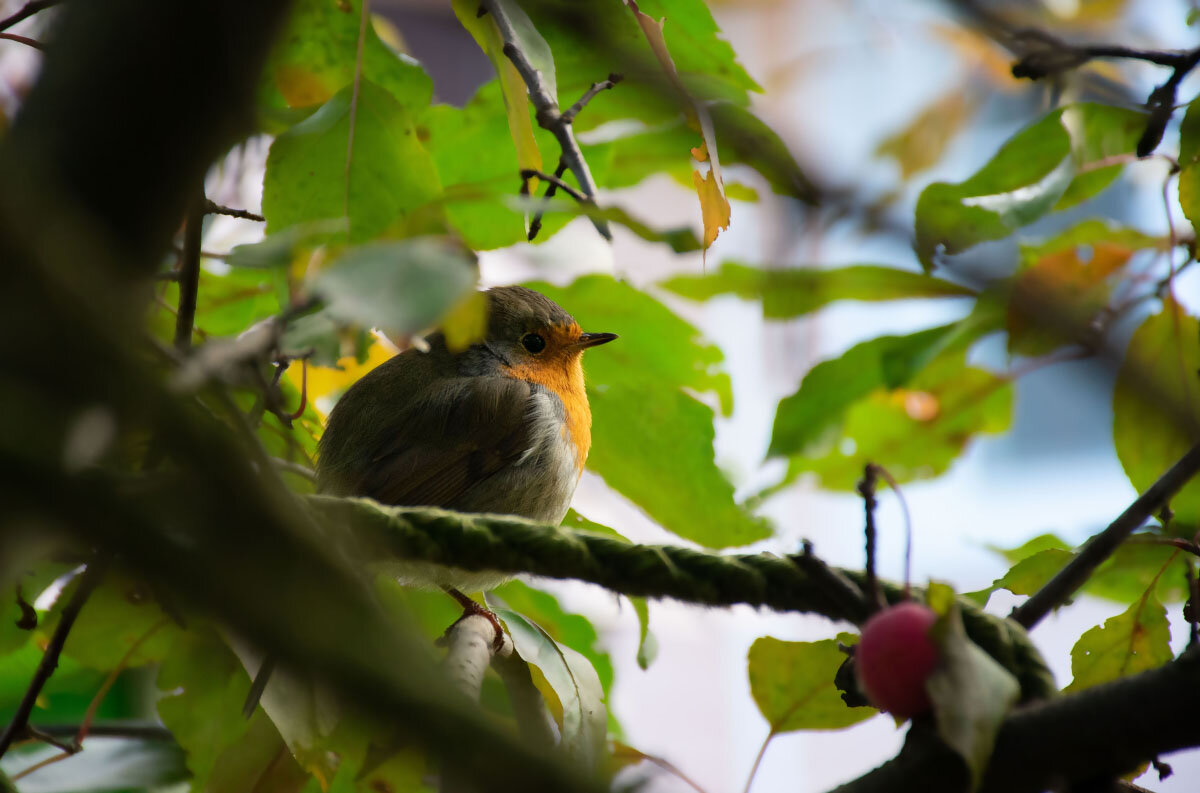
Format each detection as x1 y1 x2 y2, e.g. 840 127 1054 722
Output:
1112 299 1200 529
1066 593 1173 692
747 637 875 732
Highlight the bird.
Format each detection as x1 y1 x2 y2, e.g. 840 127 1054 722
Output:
242 284 617 716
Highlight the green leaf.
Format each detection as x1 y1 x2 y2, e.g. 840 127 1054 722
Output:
780 346 1013 492
1054 103 1146 210
630 596 657 670
261 0 432 115
0 737 189 792
157 627 262 790
915 109 1073 267
312 237 478 338
916 104 1147 267
418 83 580 250
225 221 348 269
48 572 180 670
990 533 1070 563
1066 593 1173 692
490 581 614 703
160 265 286 339
1017 220 1166 267
768 322 972 459
0 560 70 656
1112 299 1200 528
490 606 607 771
263 80 442 244
746 637 875 732
661 262 973 319
559 511 657 670
927 600 1021 789
971 548 1074 607
530 276 772 548
1180 98 1200 233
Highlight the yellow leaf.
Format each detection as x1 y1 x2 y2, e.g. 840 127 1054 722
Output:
452 0 543 177
441 290 489 352
876 91 973 179
275 65 334 108
287 338 394 418
692 168 731 248
627 0 731 249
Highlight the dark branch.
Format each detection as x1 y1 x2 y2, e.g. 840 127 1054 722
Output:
173 189 205 351
31 722 175 742
857 464 885 612
482 0 611 240
1009 30 1200 157
0 558 106 758
1011 443 1200 629
0 0 59 33
793 540 870 625
203 199 265 222
0 31 43 50
561 73 622 124
520 168 588 204
829 649 1200 793
527 158 568 241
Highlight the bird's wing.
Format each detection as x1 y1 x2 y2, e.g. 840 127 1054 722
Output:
328 374 538 509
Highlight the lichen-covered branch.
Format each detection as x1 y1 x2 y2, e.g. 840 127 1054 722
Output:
309 496 1056 702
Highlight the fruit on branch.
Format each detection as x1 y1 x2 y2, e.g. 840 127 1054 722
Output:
855 601 939 719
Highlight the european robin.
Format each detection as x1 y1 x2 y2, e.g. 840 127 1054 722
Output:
243 285 616 715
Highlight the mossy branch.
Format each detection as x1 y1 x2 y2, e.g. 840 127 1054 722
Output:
309 496 1056 702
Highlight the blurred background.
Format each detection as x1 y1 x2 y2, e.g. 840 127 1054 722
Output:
3 0 1199 791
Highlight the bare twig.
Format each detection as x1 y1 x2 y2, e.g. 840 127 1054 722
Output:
202 199 264 222
344 0 369 220
0 0 60 33
521 168 588 204
527 158 569 241
0 558 107 758
439 614 512 793
482 0 611 240
174 189 206 351
857 465 886 613
1011 443 1200 629
1010 31 1200 157
561 73 623 124
272 456 316 482
0 31 43 49
872 465 914 598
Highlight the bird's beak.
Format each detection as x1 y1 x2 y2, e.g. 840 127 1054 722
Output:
575 332 618 349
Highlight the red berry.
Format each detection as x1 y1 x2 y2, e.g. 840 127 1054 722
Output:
855 602 939 719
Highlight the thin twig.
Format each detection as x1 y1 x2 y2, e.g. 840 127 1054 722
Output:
202 199 264 222
857 465 886 613
520 168 588 203
482 0 611 240
1010 32 1200 157
1011 443 1200 629
528 158 568 241
0 31 43 49
561 73 623 124
0 558 107 758
173 189 206 351
0 0 59 33
272 457 316 482
31 722 175 742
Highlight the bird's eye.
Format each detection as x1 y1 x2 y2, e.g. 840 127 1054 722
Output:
521 333 546 354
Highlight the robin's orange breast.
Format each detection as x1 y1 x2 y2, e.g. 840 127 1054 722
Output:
500 340 592 473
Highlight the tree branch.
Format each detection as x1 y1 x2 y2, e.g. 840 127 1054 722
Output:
0 0 59 33
828 648 1200 793
174 188 206 351
0 32 43 50
481 0 611 240
311 496 1056 702
439 615 513 793
1009 30 1200 157
1011 443 1200 629
0 558 107 758
203 199 264 222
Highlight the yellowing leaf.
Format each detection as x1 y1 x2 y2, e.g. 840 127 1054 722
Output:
877 91 972 179
288 338 395 417
441 290 489 352
452 0 543 178
693 168 731 249
275 65 334 108
627 0 730 249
